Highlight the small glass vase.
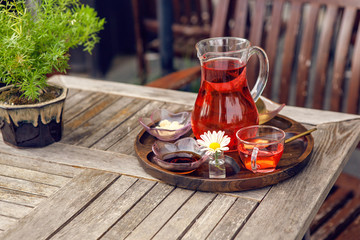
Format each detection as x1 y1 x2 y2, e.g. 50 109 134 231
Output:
209 151 226 178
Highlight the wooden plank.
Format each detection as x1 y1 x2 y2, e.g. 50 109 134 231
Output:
330 7 357 112
181 194 237 239
311 196 360 239
146 66 201 90
227 187 270 202
66 97 149 148
312 5 337 109
210 0 230 37
0 141 156 181
91 100 166 150
249 0 266 46
152 191 217 240
279 104 360 125
346 21 360 114
247 0 266 88
0 201 33 219
2 169 118 240
64 88 80 100
125 188 194 240
107 124 145 156
0 151 82 177
63 94 121 136
234 119 360 240
264 0 284 98
0 164 71 187
290 0 360 8
206 197 259 240
295 4 320 107
232 0 248 37
63 95 136 145
0 216 17 233
279 1 302 104
0 188 46 207
53 75 198 106
335 172 360 194
52 176 155 239
63 91 105 122
337 214 360 240
101 182 174 240
310 188 351 232
308 172 360 234
0 175 60 197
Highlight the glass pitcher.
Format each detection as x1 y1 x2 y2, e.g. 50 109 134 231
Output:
191 37 269 151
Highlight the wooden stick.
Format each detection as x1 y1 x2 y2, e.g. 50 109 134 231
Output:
285 128 317 144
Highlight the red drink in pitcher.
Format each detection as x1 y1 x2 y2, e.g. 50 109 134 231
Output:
191 57 259 151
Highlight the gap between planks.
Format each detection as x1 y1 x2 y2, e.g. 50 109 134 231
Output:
1 169 119 240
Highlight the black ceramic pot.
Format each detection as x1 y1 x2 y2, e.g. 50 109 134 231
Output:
0 83 68 148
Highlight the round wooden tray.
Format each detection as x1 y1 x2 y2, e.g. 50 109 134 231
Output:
134 115 314 192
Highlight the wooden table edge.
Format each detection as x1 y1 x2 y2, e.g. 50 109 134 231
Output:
49 75 360 126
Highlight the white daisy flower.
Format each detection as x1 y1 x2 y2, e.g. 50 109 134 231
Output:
197 130 231 154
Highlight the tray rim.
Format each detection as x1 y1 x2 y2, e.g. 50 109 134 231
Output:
134 114 314 192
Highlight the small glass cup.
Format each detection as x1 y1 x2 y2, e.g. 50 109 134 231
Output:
139 109 191 141
152 137 208 174
236 125 285 173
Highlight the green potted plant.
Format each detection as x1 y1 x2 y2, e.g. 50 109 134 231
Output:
0 0 105 147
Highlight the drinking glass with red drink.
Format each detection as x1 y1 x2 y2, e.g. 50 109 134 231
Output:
236 125 285 173
191 37 269 151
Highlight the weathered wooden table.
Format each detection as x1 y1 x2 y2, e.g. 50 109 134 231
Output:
1 75 359 240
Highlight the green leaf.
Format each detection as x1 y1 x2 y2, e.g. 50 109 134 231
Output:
0 0 105 101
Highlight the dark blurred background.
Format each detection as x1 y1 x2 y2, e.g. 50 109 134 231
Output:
68 0 200 86
69 0 137 78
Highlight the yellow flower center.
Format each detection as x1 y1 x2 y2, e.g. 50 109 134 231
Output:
209 142 220 150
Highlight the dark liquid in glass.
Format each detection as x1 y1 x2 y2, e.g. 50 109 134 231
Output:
164 156 199 164
163 151 201 164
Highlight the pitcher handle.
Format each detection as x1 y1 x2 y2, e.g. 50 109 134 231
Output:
248 46 269 102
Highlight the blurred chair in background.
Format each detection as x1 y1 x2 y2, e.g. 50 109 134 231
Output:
148 0 360 115
132 0 213 84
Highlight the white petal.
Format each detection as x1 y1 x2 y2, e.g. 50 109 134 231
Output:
197 139 207 147
200 133 211 145
207 131 212 142
217 131 225 143
221 146 229 151
211 131 218 143
221 135 231 147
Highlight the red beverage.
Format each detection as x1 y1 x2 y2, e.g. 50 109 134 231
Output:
237 138 284 172
162 151 201 174
163 152 200 164
191 57 259 151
